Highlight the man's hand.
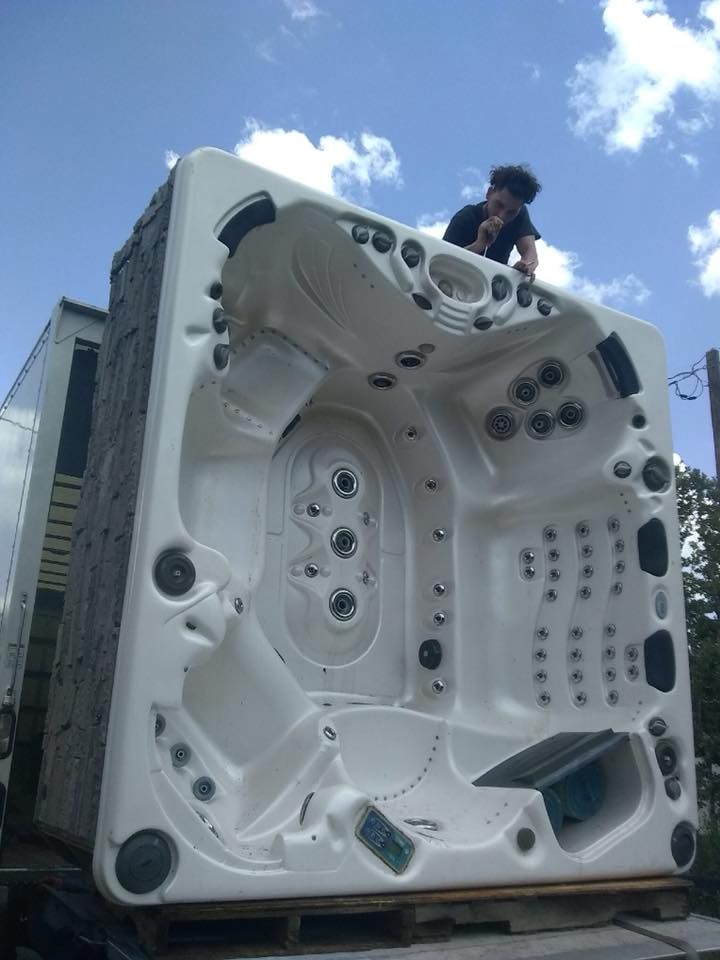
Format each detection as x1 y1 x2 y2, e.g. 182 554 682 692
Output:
477 216 503 250
465 216 503 255
513 235 539 281
513 258 538 280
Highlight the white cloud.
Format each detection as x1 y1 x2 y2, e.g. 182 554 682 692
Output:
164 150 179 170
532 240 650 305
525 61 542 82
233 120 401 200
255 39 278 63
459 168 488 202
681 151 700 167
569 0 720 153
284 0 321 20
279 24 301 44
677 111 713 133
531 240 578 289
417 214 449 239
572 271 651 305
460 184 486 202
689 209 720 295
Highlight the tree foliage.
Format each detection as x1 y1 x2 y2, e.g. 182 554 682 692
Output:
676 466 720 816
676 466 720 910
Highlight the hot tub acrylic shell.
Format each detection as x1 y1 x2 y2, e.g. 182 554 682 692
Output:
90 149 695 904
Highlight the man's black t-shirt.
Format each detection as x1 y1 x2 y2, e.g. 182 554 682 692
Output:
443 203 541 264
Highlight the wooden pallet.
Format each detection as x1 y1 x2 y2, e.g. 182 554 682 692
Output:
122 876 691 958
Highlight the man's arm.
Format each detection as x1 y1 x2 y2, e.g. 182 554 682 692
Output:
514 235 539 278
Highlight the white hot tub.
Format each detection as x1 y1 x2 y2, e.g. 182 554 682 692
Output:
91 149 695 905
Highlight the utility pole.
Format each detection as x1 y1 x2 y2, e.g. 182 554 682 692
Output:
707 348 720 478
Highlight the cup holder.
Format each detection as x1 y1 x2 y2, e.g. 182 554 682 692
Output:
429 255 486 303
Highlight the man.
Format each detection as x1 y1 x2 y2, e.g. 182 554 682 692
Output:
443 164 541 278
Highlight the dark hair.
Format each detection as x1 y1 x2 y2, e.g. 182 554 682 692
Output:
489 164 542 204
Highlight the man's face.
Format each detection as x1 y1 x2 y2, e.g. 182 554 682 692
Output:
485 187 523 224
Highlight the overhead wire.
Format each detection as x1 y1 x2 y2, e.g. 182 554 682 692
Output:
668 354 707 400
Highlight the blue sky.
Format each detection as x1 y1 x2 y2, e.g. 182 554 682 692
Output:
2 0 720 472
